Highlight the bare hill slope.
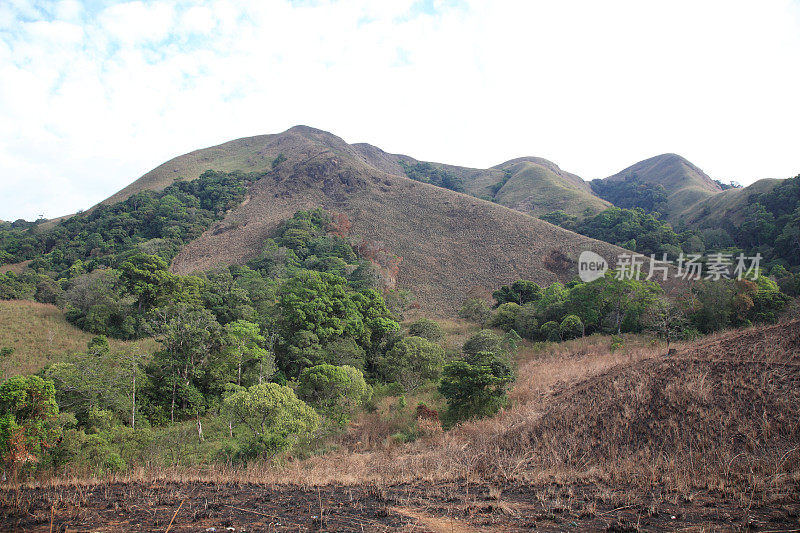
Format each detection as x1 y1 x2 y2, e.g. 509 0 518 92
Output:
166 126 624 313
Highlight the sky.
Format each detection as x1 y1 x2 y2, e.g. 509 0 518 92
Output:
1 0 799 221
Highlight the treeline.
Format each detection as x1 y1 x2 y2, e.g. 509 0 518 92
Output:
399 161 465 193
462 272 790 346
577 174 800 273
0 170 256 273
590 174 668 212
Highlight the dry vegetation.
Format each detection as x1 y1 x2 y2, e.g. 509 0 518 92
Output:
167 126 626 314
0 300 155 379
3 319 799 531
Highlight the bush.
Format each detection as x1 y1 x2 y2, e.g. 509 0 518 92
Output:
462 330 502 356
487 302 521 332
513 303 538 340
540 321 561 342
458 298 491 325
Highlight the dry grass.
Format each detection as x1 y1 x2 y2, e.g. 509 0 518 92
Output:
0 300 156 378
163 126 628 314
7 321 799 520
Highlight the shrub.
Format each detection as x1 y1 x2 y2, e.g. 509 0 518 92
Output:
513 303 538 340
458 298 491 326
462 330 502 356
439 351 514 427
488 302 521 332
540 321 561 342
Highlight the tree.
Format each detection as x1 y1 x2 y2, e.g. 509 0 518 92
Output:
644 296 688 348
488 302 521 331
0 376 60 476
540 321 561 342
439 352 514 426
458 298 492 326
462 330 503 356
278 271 365 348
377 336 445 391
223 320 275 387
147 304 220 422
492 280 541 306
297 364 371 426
560 315 584 340
120 253 175 313
407 318 445 343
222 383 319 461
513 303 538 340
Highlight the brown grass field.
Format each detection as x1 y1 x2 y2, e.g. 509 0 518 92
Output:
0 300 156 379
2 319 798 531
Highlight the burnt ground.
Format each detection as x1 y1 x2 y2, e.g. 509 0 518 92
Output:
2 480 799 532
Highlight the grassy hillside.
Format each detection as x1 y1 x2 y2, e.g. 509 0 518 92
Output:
168 128 627 314
491 158 610 218
680 177 783 228
0 300 155 379
601 153 723 220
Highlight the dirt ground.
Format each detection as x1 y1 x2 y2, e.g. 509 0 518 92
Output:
2 480 799 532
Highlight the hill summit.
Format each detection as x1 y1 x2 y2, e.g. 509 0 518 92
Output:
107 125 624 313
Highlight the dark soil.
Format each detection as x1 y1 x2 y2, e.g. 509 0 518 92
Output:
2 480 799 532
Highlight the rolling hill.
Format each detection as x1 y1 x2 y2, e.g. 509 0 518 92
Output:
159 126 625 313
599 153 724 220
489 157 610 218
680 177 783 229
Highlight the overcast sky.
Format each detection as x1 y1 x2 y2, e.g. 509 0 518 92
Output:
1 0 799 220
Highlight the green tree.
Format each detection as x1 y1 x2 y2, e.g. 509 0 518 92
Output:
120 253 175 313
377 336 445 391
492 280 541 306
488 302 521 332
407 318 445 343
540 321 561 342
0 376 60 476
644 296 689 348
297 364 371 426
458 298 492 326
559 315 584 340
146 304 220 422
439 352 514 426
223 320 275 387
222 383 319 461
462 330 502 356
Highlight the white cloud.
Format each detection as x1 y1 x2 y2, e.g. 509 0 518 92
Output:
0 0 799 220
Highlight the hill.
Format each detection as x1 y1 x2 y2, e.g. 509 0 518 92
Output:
488 157 610 218
106 126 626 314
0 300 154 378
598 153 723 220
680 177 783 228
